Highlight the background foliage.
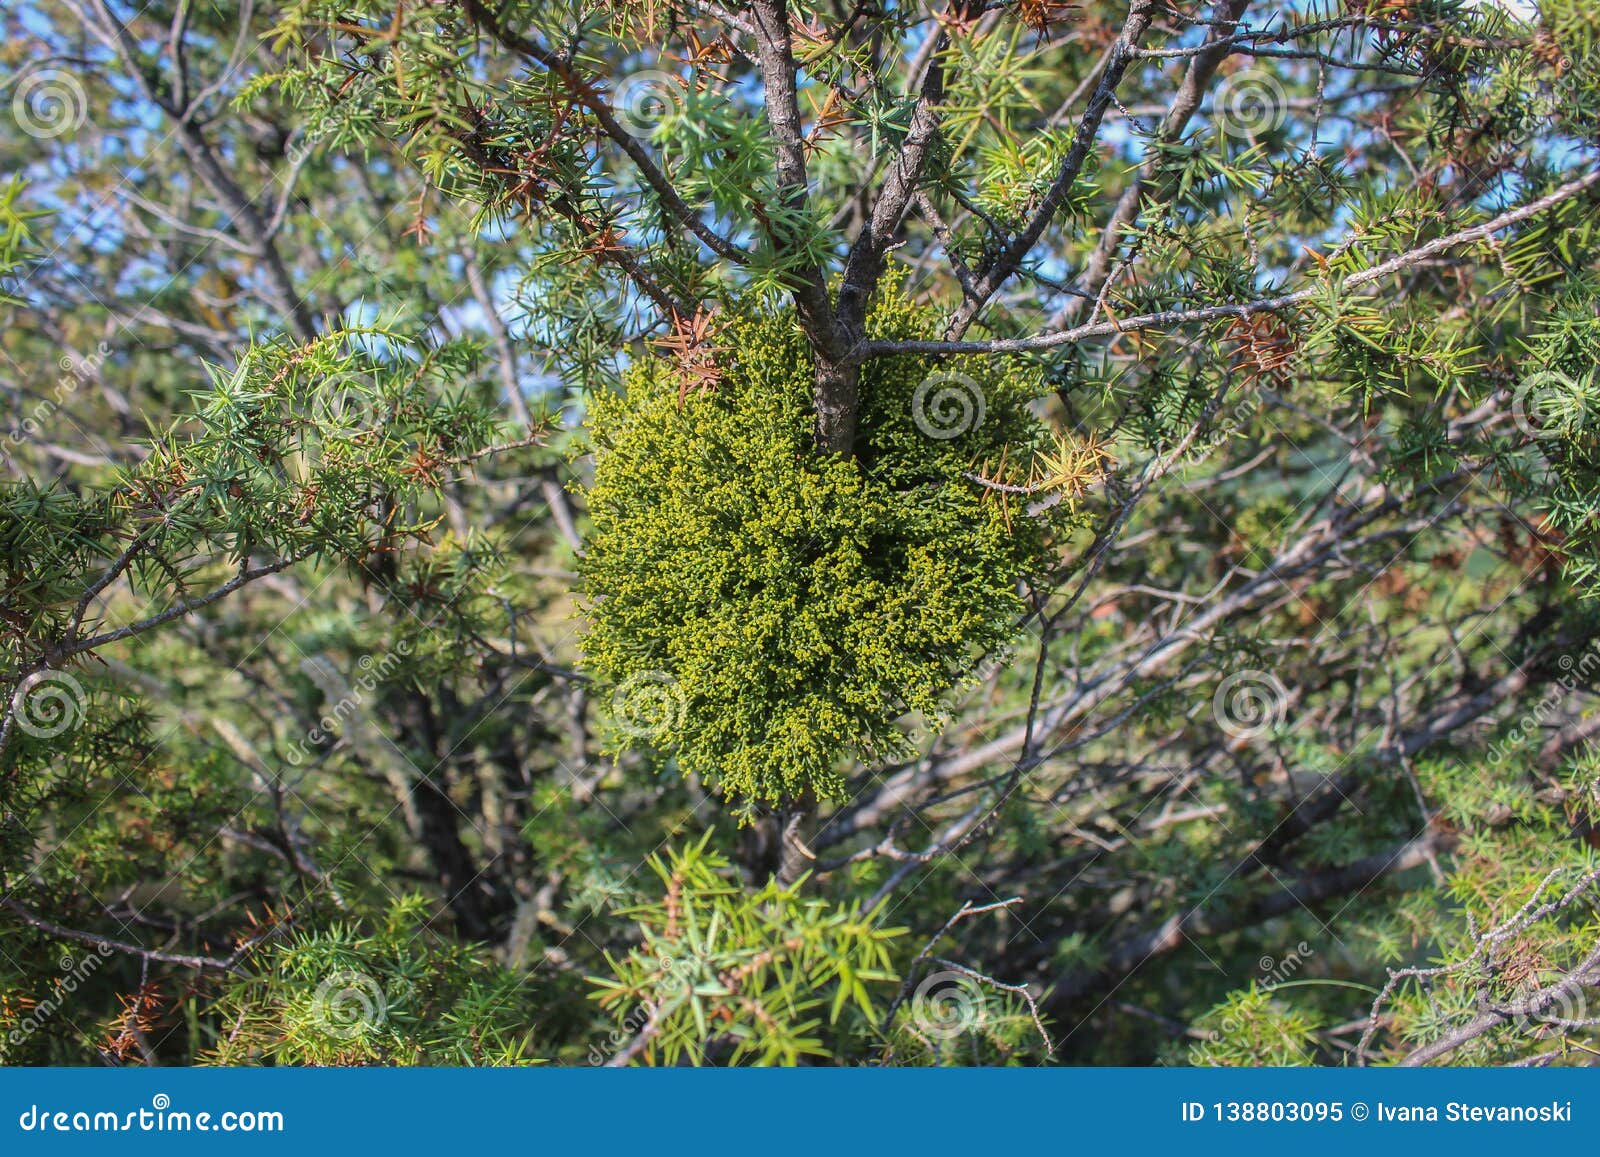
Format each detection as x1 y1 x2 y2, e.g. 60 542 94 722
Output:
2 0 1599 1067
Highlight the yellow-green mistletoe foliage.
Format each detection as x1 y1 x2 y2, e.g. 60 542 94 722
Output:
580 288 1067 806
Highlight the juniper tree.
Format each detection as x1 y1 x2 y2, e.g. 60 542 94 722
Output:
2 0 1600 1067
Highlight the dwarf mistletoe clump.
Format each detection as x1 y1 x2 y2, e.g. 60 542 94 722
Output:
580 287 1077 807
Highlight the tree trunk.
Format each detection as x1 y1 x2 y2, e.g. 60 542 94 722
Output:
812 356 860 458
